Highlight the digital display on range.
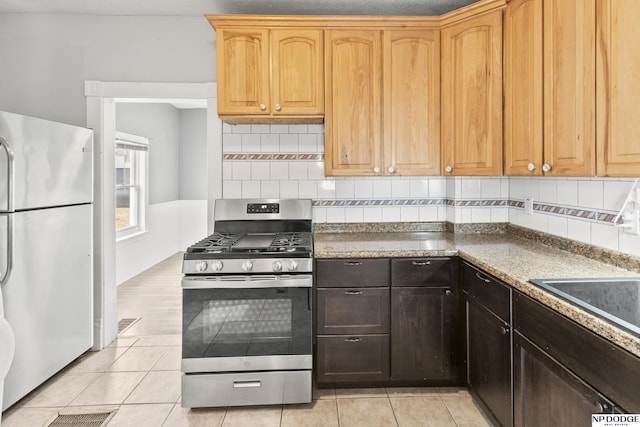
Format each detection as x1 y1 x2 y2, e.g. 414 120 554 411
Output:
246 203 280 214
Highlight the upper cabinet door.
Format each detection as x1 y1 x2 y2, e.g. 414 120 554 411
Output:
504 0 596 177
324 30 382 176
504 0 543 176
384 30 441 176
271 29 324 116
543 0 596 176
597 0 640 176
441 10 503 176
216 28 270 116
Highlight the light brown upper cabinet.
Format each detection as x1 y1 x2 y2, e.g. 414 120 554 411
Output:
213 23 323 123
324 28 441 176
504 0 596 176
441 9 504 176
384 30 441 176
596 0 640 176
324 30 382 176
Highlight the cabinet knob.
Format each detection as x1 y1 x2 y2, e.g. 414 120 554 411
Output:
373 167 380 174
445 289 452 296
527 163 536 172
500 326 510 335
387 166 395 174
445 165 453 173
542 163 552 173
259 103 266 111
274 104 281 112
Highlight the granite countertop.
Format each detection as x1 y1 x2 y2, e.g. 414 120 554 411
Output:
314 228 640 358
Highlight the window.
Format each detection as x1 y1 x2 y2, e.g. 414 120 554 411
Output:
115 131 149 239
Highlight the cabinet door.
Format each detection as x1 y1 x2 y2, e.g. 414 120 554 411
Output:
391 287 457 381
383 30 440 176
466 298 513 427
441 10 503 176
271 29 324 117
504 0 543 176
543 0 596 176
216 28 270 115
325 30 382 176
596 0 640 176
514 333 614 427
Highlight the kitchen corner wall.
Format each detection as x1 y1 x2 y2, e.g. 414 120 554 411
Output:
222 123 640 257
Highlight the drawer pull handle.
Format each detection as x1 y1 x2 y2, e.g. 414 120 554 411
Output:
344 337 361 343
475 272 491 283
411 260 431 266
233 380 262 388
344 261 362 266
344 290 363 295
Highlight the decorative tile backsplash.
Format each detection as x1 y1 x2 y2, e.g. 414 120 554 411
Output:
222 123 640 257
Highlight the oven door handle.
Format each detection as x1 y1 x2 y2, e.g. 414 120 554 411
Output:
182 274 313 289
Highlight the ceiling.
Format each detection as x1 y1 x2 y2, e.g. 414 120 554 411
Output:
0 0 480 17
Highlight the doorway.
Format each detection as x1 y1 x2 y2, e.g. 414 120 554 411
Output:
85 81 221 350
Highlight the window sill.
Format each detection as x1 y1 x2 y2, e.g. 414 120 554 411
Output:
116 228 147 243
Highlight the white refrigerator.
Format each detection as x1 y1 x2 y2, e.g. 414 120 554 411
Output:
0 110 94 411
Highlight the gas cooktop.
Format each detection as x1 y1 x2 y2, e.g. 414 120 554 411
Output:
185 232 313 258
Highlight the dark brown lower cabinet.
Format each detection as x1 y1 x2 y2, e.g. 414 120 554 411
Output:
514 332 614 427
316 335 389 383
391 286 458 381
466 296 513 427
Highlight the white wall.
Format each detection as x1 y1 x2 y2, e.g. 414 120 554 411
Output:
0 13 215 127
222 123 640 257
179 109 208 200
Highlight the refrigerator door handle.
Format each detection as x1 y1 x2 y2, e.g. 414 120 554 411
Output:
0 137 14 212
0 214 12 288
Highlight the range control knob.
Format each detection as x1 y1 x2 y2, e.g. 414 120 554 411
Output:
195 261 208 272
211 260 224 272
272 261 283 272
242 260 254 272
287 260 298 271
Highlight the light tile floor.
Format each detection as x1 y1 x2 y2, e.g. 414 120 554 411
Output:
2 253 493 427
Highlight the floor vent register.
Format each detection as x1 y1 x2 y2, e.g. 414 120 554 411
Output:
47 411 116 427
117 317 141 335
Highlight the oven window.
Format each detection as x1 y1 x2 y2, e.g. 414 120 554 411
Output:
182 287 312 359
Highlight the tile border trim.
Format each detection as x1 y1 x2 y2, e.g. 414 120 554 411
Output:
310 198 619 225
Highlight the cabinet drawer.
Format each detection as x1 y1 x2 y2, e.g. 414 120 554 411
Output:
316 258 389 288
391 257 453 286
317 288 389 334
462 261 511 322
513 292 640 413
316 334 389 383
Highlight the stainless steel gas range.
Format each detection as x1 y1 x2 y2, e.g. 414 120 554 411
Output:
181 199 313 408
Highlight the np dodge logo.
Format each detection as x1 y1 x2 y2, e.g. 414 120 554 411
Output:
592 414 640 427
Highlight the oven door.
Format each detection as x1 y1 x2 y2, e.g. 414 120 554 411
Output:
181 274 312 374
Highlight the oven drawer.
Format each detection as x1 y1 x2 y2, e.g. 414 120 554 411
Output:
316 288 390 334
316 258 390 287
316 335 389 383
181 370 312 408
